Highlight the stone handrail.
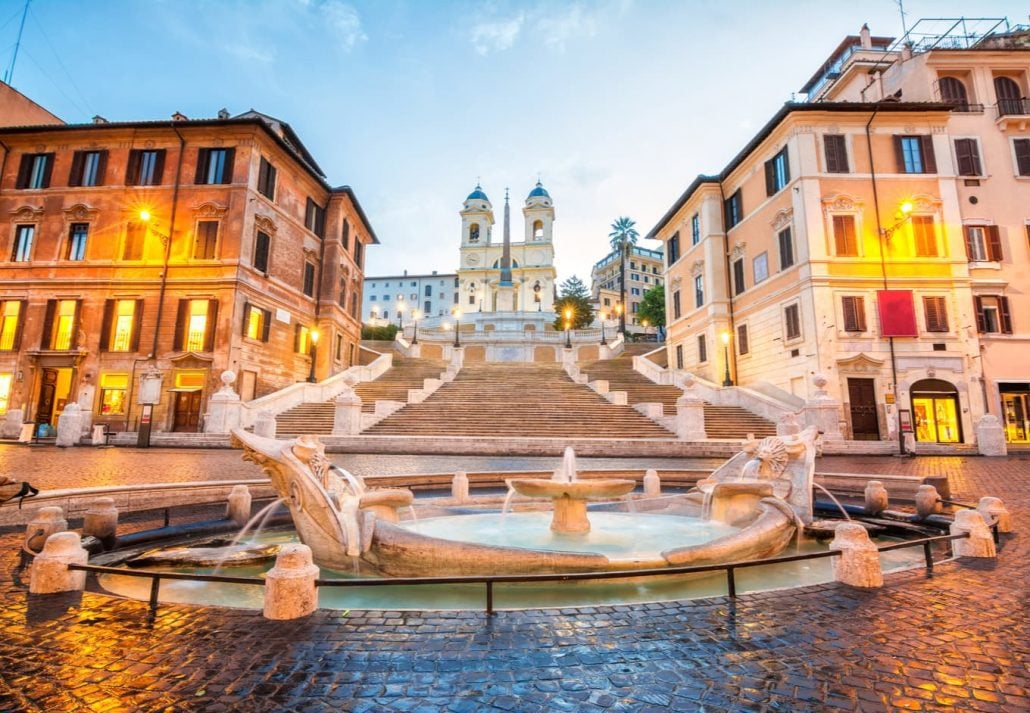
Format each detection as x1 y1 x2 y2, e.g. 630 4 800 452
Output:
633 350 674 385
413 328 602 344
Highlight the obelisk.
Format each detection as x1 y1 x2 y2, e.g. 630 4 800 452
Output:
495 188 516 311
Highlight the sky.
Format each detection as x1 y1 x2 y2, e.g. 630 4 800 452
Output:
2 0 1028 284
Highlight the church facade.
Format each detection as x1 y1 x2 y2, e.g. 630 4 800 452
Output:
456 182 557 315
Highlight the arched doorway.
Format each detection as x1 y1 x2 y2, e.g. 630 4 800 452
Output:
910 379 961 443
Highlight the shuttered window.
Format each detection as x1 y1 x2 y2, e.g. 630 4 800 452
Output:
253 231 270 273
68 150 108 187
195 148 235 185
737 324 749 355
923 297 948 332
954 139 982 176
894 135 937 174
973 296 1012 334
100 299 143 352
15 153 54 189
697 335 707 363
1014 138 1030 176
242 303 271 342
784 303 801 340
303 262 316 297
723 190 743 229
257 157 277 200
174 299 219 351
912 216 938 257
194 221 219 260
778 227 794 269
305 198 326 237
732 258 745 295
832 215 858 256
41 299 80 350
126 149 166 186
824 135 849 173
672 290 681 320
964 225 1002 262
0 300 25 351
841 296 866 332
764 146 790 196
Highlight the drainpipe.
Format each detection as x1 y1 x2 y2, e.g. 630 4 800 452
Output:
716 182 737 385
150 125 186 357
865 106 906 456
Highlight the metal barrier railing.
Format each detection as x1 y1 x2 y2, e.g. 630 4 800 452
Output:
68 532 971 616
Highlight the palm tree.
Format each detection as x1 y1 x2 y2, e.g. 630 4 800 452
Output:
608 216 639 335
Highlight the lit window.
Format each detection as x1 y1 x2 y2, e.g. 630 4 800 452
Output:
67 223 89 261
99 374 128 415
186 300 209 351
0 301 21 350
296 325 311 354
53 300 78 350
244 304 270 342
11 225 34 262
833 215 858 256
0 373 11 414
110 300 138 352
912 216 938 257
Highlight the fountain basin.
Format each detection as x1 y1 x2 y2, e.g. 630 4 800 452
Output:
508 477 637 533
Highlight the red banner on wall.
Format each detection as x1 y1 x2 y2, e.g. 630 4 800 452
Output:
877 290 918 337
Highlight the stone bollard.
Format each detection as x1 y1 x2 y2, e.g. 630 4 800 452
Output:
29 531 88 594
977 496 1012 534
863 481 889 516
974 414 1007 457
253 410 277 439
332 390 363 435
26 506 68 554
55 403 83 447
452 471 469 502
263 544 320 620
226 485 253 526
643 469 661 498
950 510 996 558
914 485 942 520
829 523 883 588
83 497 119 546
91 425 108 446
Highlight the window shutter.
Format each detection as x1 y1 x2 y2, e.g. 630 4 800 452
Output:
842 297 858 331
294 323 302 352
999 296 1012 334
824 136 838 172
69 300 81 349
40 153 55 188
954 139 972 175
40 300 55 349
173 299 188 350
130 299 143 352
95 150 108 185
100 299 115 351
341 219 350 249
15 154 32 188
924 297 948 332
973 296 986 333
986 226 1003 261
152 150 166 184
764 159 776 196
241 302 251 336
69 151 85 187
921 136 937 173
12 300 27 350
195 148 209 184
203 299 219 351
893 136 905 172
221 148 235 184
1015 139 1030 176
963 227 974 260
261 309 271 342
125 150 140 185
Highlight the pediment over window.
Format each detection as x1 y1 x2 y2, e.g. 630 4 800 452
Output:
63 203 98 222
836 353 885 373
770 208 793 231
194 201 228 219
821 193 863 212
169 352 214 368
731 242 747 260
9 205 44 222
254 213 278 234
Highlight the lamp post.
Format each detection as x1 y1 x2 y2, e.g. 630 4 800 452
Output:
721 330 733 387
307 328 321 383
411 309 421 344
396 296 405 328
614 303 624 336
599 310 608 346
452 307 462 347
564 307 573 349
642 319 650 342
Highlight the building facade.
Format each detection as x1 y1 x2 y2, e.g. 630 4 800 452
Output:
590 244 664 329
647 19 1030 446
362 271 459 323
0 92 376 435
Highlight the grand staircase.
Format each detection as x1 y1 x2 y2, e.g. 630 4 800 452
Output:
363 362 676 438
580 347 777 439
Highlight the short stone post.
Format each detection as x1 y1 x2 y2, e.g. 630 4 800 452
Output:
950 510 996 558
263 544 320 620
29 532 88 594
26 506 68 554
974 415 1007 456
253 410 277 438
829 523 883 588
676 376 707 440
863 481 889 517
802 374 843 441
204 371 243 434
451 471 469 502
977 496 1012 534
915 484 942 519
55 403 83 447
332 389 363 435
2 408 24 439
643 469 661 498
83 498 119 546
226 485 253 526
91 425 108 446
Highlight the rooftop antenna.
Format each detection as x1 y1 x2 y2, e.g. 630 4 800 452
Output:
895 0 909 36
3 0 32 86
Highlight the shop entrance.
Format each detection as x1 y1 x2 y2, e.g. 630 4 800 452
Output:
171 370 206 433
1000 384 1030 443
34 367 74 435
911 379 961 444
847 378 880 440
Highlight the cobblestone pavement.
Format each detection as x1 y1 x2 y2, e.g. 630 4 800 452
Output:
0 452 1027 712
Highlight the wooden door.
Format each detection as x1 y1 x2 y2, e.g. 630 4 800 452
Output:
173 391 203 432
36 368 58 425
847 378 879 440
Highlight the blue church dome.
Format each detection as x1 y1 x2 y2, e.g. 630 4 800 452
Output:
467 184 489 201
527 180 550 199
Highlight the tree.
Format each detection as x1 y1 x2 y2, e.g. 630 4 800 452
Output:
608 216 639 335
552 276 594 330
637 284 665 332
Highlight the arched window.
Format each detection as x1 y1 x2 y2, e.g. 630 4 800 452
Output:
532 219 544 240
469 223 480 243
994 76 1023 116
938 77 968 108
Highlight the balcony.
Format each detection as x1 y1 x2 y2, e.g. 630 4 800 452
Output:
997 98 1030 117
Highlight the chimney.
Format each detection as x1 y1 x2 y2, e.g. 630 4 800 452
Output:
901 42 913 61
403 269 408 276
860 23 872 49
217 108 230 119
91 115 108 124
171 111 188 121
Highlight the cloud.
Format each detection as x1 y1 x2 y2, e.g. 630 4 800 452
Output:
535 4 598 51
224 42 276 64
319 0 367 50
469 14 524 55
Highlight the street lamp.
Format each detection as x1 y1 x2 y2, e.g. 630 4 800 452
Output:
452 307 462 347
564 307 573 349
642 319 650 342
721 330 733 387
411 309 421 344
599 310 608 346
307 328 321 383
614 303 624 336
396 295 405 328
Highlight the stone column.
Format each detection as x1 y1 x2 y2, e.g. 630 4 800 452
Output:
332 389 363 435
950 510 996 558
829 523 883 588
83 498 119 546
675 376 707 440
263 544 320 620
253 410 277 438
974 415 1007 457
977 496 1011 534
29 532 88 594
2 409 24 439
26 506 68 554
55 403 83 447
643 469 661 498
204 371 242 434
863 481 889 516
802 374 843 441
226 485 253 526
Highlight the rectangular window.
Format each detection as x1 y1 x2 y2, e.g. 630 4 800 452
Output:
672 290 681 320
894 135 937 174
353 239 363 267
841 296 866 332
341 219 350 250
195 147 235 185
752 252 769 284
243 303 271 342
0 300 24 351
923 297 949 332
174 299 218 351
66 223 89 261
764 146 790 195
823 134 849 173
954 138 982 176
295 324 312 354
737 324 749 355
1015 138 1030 176
305 198 326 236
675 344 683 369
724 190 743 229
11 225 34 262
833 215 858 256
253 231 270 273
122 222 145 261
667 231 680 265
778 227 794 269
126 149 166 186
784 303 801 341
732 258 745 295
257 157 277 200
69 150 107 187
691 214 700 245
193 221 219 260
694 275 704 308
912 216 938 257
697 335 707 363
44 299 80 350
964 225 1002 262
98 374 129 416
303 262 316 297
424 285 432 297
15 152 54 189
102 299 142 352
974 295 1012 334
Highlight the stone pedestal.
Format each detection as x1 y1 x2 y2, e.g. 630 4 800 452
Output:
975 415 1007 457
26 506 67 553
495 285 515 312
83 498 118 544
56 403 83 447
29 532 88 594
863 481 889 516
2 409 24 439
253 410 277 438
977 496 1012 534
643 469 661 498
803 375 843 440
829 523 883 588
950 510 996 558
332 390 363 435
452 471 469 502
263 544 320 620
204 372 242 434
226 485 253 526
915 485 942 519
676 394 707 440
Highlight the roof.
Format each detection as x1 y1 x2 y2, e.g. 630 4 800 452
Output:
645 101 954 240
467 185 490 201
527 181 550 199
364 272 458 282
332 185 380 244
800 34 895 94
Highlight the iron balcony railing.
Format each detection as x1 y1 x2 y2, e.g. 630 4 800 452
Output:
996 98 1030 117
